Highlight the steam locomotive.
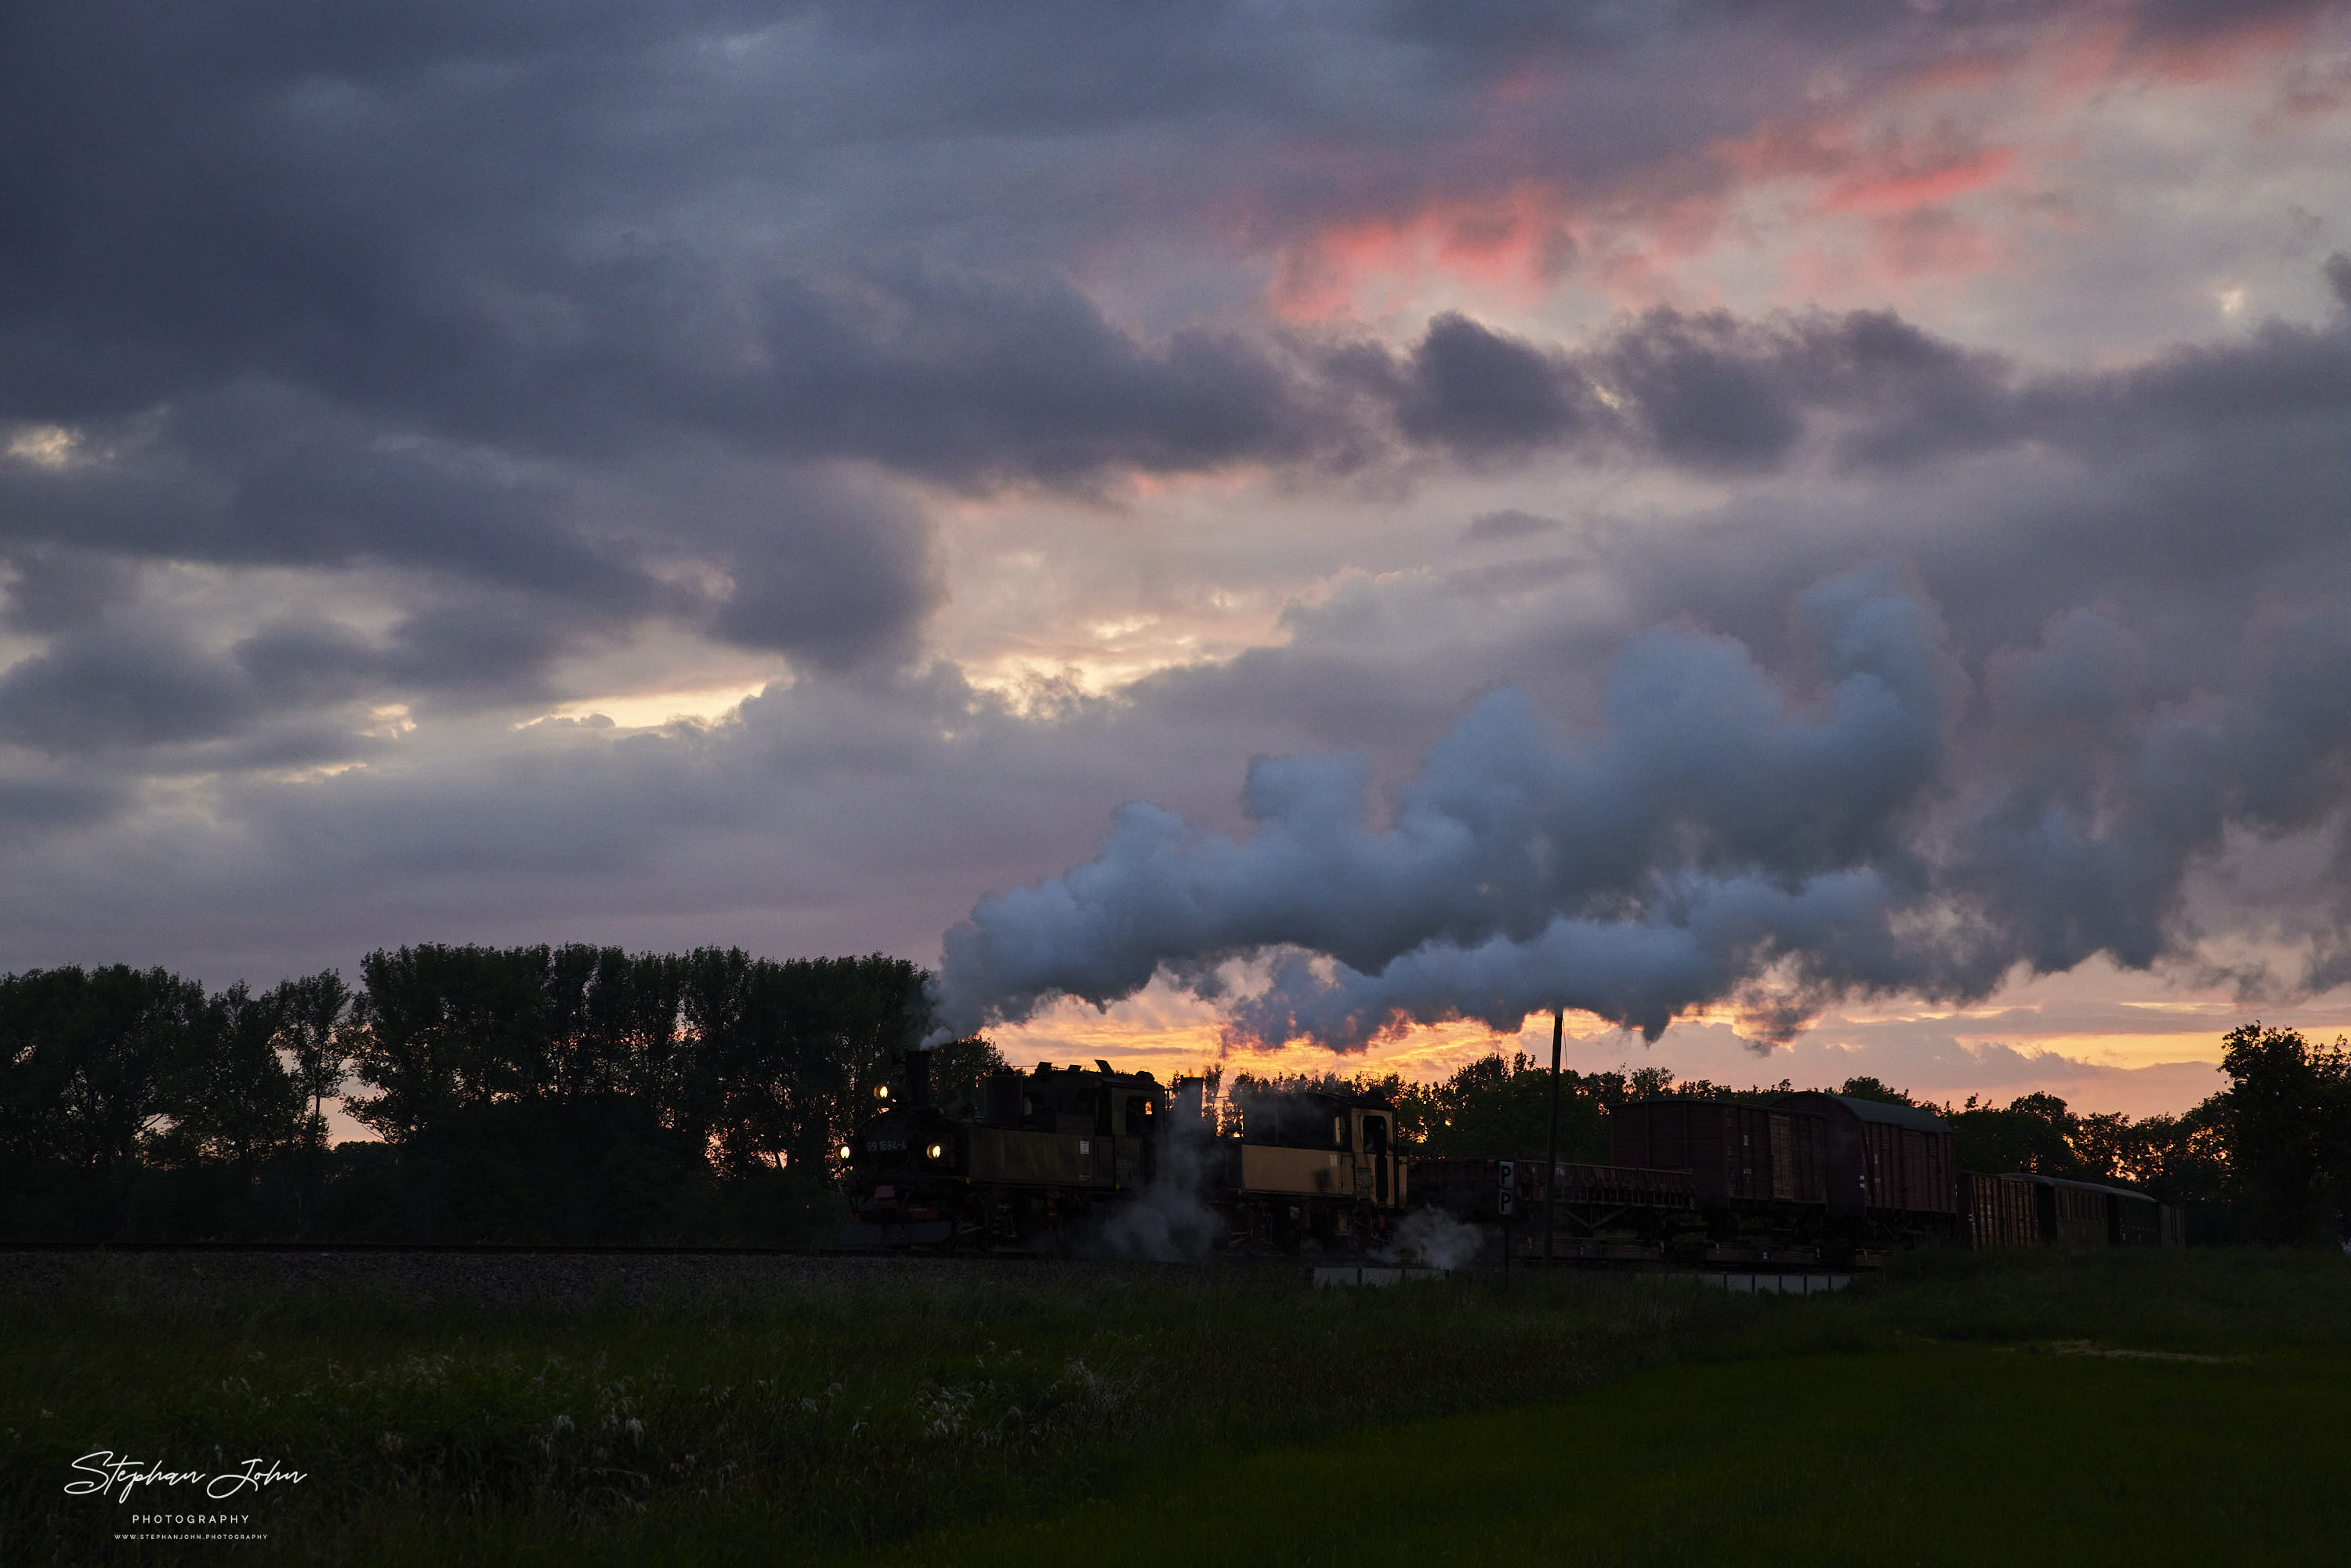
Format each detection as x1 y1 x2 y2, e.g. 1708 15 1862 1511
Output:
839 1052 1408 1251
841 1055 2182 1261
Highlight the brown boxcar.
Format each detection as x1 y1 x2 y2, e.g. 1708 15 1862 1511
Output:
2008 1173 2174 1247
1957 1171 2038 1248
1771 1092 1956 1218
1609 1099 1825 1205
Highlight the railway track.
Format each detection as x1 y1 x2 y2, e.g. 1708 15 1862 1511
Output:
0 1238 1049 1258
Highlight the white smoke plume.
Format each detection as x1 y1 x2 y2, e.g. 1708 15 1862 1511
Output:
1374 1208 1485 1272
930 564 2351 1053
1092 1111 1223 1260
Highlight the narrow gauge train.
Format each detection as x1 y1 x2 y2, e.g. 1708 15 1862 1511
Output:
843 1064 2185 1259
1418 1092 2185 1265
841 1055 1409 1251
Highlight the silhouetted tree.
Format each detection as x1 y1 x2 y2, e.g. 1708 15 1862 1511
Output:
343 945 560 1140
0 965 204 1171
2213 1021 2350 1244
683 950 926 1175
149 982 302 1169
2105 1106 2230 1211
1390 1053 1619 1161
1950 1091 2084 1176
1836 1075 1915 1106
926 1035 1009 1112
270 971 350 1148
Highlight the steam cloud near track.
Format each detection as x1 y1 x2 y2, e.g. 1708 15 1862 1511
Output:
931 566 2351 1054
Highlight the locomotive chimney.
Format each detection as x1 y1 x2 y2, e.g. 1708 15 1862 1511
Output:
905 1047 931 1108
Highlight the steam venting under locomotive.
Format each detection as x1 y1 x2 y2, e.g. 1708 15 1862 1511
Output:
842 1050 2183 1262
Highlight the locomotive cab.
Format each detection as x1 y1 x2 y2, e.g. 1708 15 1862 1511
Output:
1194 1084 1409 1242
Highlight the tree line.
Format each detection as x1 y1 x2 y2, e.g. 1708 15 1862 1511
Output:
0 946 999 1244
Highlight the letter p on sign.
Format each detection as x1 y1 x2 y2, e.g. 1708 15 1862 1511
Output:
1496 1161 1516 1218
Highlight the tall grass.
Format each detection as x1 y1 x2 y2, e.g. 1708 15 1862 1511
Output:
2 1255 1742 1563
2 1248 2343 1564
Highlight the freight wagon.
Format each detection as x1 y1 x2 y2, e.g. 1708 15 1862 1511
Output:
1984 1172 2183 1248
1596 1092 1956 1255
1608 1098 1826 1203
1956 1170 2038 1248
1770 1091 1959 1228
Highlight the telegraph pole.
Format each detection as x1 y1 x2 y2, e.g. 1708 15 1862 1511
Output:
1541 1007 1563 1267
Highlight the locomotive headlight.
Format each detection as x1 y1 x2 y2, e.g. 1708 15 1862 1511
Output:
873 1083 893 1103
925 1142 946 1161
837 1142 854 1161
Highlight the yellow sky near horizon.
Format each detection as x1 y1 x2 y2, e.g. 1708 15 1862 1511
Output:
984 956 2350 1118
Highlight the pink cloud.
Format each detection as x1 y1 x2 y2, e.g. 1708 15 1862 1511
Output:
1233 5 2328 322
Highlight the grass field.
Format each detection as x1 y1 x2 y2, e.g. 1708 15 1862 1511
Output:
885 1345 2351 1566
2 1248 2345 1564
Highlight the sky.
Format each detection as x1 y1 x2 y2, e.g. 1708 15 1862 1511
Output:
4 0 2349 1120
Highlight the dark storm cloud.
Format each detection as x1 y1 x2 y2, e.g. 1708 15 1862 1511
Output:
229 599 584 716
1386 314 1591 456
0 772 129 843
1 275 2338 777
233 621 389 712
0 0 2327 661
0 386 648 597
694 273 1339 485
1 2 1346 483
0 549 139 636
8 0 2317 490
0 628 255 753
1598 313 1806 475
1634 286 2351 657
1307 286 2346 492
715 523 937 673
0 0 2343 1037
